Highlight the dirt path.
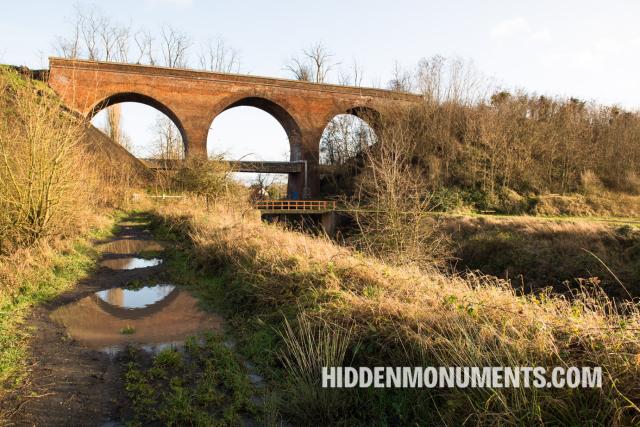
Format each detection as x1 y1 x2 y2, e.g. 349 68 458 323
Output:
1 214 167 426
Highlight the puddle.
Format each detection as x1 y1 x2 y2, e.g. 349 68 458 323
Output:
100 257 163 270
99 239 164 255
95 285 175 309
50 284 224 355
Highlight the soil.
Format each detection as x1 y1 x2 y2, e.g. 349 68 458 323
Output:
1 215 169 426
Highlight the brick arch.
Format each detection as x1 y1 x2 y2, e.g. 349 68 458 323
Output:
88 92 189 152
320 105 382 132
209 95 303 160
345 106 382 131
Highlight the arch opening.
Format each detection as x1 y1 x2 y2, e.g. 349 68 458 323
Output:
207 97 302 199
89 93 186 161
320 109 379 166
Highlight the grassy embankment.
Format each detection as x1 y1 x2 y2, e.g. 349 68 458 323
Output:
0 66 145 402
146 198 639 426
0 215 117 394
428 186 640 218
440 214 640 298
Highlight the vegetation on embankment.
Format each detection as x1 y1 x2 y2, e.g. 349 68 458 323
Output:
427 186 640 217
442 215 640 298
0 66 145 398
322 57 640 217
150 198 640 426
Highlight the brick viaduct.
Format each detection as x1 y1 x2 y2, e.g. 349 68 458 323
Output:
48 58 421 198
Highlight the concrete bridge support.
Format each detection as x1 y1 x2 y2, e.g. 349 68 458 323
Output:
320 211 339 238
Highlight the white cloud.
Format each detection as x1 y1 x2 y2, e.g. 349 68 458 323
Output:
491 17 530 39
531 29 552 42
491 17 552 42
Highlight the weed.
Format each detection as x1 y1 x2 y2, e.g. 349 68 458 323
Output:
123 334 254 426
120 326 136 335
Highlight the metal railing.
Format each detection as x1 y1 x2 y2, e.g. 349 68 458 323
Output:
253 200 337 211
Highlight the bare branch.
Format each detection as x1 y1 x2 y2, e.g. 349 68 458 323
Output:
160 24 191 68
198 38 241 73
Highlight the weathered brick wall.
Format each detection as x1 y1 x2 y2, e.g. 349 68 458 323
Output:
48 58 420 197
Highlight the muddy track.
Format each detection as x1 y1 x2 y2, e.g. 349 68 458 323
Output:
1 214 167 426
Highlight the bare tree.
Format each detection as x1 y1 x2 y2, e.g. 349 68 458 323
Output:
133 30 156 65
105 105 121 143
285 43 337 83
415 56 490 104
387 61 413 92
350 106 451 267
152 115 184 160
306 43 335 83
285 57 312 82
198 38 240 73
79 7 100 60
55 14 82 59
54 5 130 62
109 22 130 62
160 24 191 68
320 115 376 165
101 105 133 152
338 58 364 86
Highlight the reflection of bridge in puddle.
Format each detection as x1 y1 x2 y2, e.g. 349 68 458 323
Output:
100 257 162 270
50 284 223 355
98 238 164 254
98 238 165 270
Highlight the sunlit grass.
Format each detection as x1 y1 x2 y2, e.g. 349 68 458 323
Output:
151 197 640 425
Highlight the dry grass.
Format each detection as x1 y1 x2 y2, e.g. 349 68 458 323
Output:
533 192 640 217
277 313 354 422
154 198 640 425
0 67 146 400
0 67 143 253
442 215 640 298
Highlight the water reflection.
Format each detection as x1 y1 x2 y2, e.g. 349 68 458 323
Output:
99 239 164 254
50 284 223 355
96 285 175 309
100 257 162 270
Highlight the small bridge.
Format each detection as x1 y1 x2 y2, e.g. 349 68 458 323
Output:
254 199 340 236
253 199 337 214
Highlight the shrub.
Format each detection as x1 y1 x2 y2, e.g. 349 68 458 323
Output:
0 67 94 252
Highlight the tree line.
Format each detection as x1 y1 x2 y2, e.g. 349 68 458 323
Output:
54 7 640 201
327 56 640 200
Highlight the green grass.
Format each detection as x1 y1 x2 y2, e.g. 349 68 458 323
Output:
157 239 286 376
0 65 56 97
123 334 254 427
120 326 136 335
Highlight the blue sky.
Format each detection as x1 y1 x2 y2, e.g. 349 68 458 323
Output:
2 1 640 167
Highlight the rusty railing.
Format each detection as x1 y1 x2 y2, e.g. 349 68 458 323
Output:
253 200 337 211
